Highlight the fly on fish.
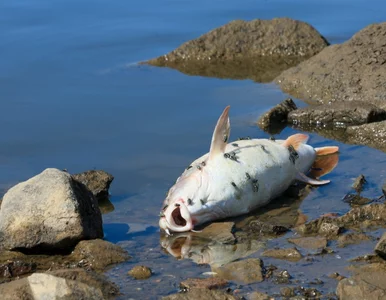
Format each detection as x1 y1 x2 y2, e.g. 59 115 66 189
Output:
159 106 339 234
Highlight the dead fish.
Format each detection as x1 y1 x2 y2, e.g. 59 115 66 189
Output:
159 106 339 234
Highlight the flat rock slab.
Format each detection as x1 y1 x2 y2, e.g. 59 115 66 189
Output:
288 101 386 127
261 248 302 261
346 121 386 152
288 236 327 250
257 98 297 134
337 263 386 300
338 233 372 248
214 258 263 284
297 203 386 236
0 273 104 300
193 222 235 244
162 288 238 300
275 22 386 109
180 278 228 290
147 18 328 82
375 232 386 259
0 168 103 251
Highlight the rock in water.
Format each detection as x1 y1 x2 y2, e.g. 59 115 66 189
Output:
72 170 114 202
0 168 103 251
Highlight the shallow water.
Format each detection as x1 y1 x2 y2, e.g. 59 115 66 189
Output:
1 0 386 298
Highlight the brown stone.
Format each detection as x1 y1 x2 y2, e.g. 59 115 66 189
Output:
288 236 327 250
180 277 228 290
375 232 386 259
128 265 152 280
215 258 263 284
261 248 302 261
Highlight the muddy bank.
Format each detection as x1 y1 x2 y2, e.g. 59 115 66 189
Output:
146 18 328 82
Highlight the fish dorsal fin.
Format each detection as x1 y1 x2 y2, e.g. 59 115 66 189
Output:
209 106 230 160
282 133 309 150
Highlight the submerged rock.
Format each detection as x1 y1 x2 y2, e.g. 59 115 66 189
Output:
287 236 327 250
180 278 228 290
0 168 103 251
163 288 238 300
337 263 386 300
337 233 372 247
128 265 152 280
287 101 386 127
261 247 302 261
275 22 386 110
375 232 386 259
214 258 264 284
147 18 328 82
257 98 297 134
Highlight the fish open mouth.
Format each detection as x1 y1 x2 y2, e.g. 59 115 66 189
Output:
171 207 187 227
159 201 193 233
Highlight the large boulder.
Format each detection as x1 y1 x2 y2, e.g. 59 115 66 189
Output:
146 18 328 82
275 22 386 109
0 168 103 251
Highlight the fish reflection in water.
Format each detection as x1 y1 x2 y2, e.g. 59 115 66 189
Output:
160 231 265 268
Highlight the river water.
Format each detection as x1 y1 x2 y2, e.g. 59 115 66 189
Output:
1 0 386 298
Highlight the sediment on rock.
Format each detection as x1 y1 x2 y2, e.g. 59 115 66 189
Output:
146 18 328 82
275 22 386 110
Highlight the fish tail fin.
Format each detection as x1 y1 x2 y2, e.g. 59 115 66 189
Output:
209 106 231 160
309 152 340 179
315 146 339 156
282 133 309 150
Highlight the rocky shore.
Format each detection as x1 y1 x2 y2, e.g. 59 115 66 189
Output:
0 169 129 299
144 17 386 300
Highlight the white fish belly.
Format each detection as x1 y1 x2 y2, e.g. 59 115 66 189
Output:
190 139 313 222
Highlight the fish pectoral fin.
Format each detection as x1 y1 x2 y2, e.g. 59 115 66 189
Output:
209 106 231 159
282 133 309 150
295 172 330 185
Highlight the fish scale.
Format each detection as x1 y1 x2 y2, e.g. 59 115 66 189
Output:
159 106 339 234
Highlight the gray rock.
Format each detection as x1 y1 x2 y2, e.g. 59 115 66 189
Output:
288 101 386 127
276 22 386 110
337 263 386 300
72 170 114 202
375 232 386 259
0 168 103 251
0 273 104 300
257 98 297 134
147 18 328 82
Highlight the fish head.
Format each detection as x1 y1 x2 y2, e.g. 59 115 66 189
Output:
159 106 232 234
159 172 209 234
